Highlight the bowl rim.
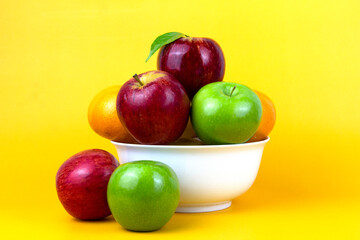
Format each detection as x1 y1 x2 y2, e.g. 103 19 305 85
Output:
111 136 270 149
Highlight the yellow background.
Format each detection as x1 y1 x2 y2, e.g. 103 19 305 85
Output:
1 0 359 239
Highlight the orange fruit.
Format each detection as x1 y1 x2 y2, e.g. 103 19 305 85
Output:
247 90 276 142
88 86 137 143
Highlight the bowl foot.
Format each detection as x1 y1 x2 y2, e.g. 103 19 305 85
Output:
176 201 231 213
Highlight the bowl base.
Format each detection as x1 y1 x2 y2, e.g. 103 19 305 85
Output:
176 201 231 213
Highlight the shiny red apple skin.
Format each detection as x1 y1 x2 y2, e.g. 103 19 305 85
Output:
56 149 119 220
117 70 190 145
157 37 225 99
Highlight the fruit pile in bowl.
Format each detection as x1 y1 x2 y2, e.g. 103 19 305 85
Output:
56 32 276 232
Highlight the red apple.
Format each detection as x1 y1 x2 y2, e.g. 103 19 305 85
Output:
158 37 225 99
56 149 119 220
117 70 190 145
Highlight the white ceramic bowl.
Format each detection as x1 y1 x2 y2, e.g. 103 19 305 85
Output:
111 137 269 213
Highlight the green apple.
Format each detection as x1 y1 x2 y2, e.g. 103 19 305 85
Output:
107 160 180 232
191 82 262 144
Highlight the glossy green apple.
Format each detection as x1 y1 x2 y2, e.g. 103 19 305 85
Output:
191 82 262 144
107 160 180 232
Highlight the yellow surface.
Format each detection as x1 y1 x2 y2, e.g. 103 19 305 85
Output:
1 0 359 239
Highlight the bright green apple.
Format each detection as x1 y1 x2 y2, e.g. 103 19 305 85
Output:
107 160 180 232
191 82 262 144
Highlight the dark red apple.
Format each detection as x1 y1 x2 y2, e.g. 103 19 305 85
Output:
157 37 225 99
56 149 119 220
117 70 190 145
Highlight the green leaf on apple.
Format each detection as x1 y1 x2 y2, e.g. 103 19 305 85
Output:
145 32 188 62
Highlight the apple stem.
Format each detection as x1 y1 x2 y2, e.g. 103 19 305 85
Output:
133 74 143 86
230 86 236 97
